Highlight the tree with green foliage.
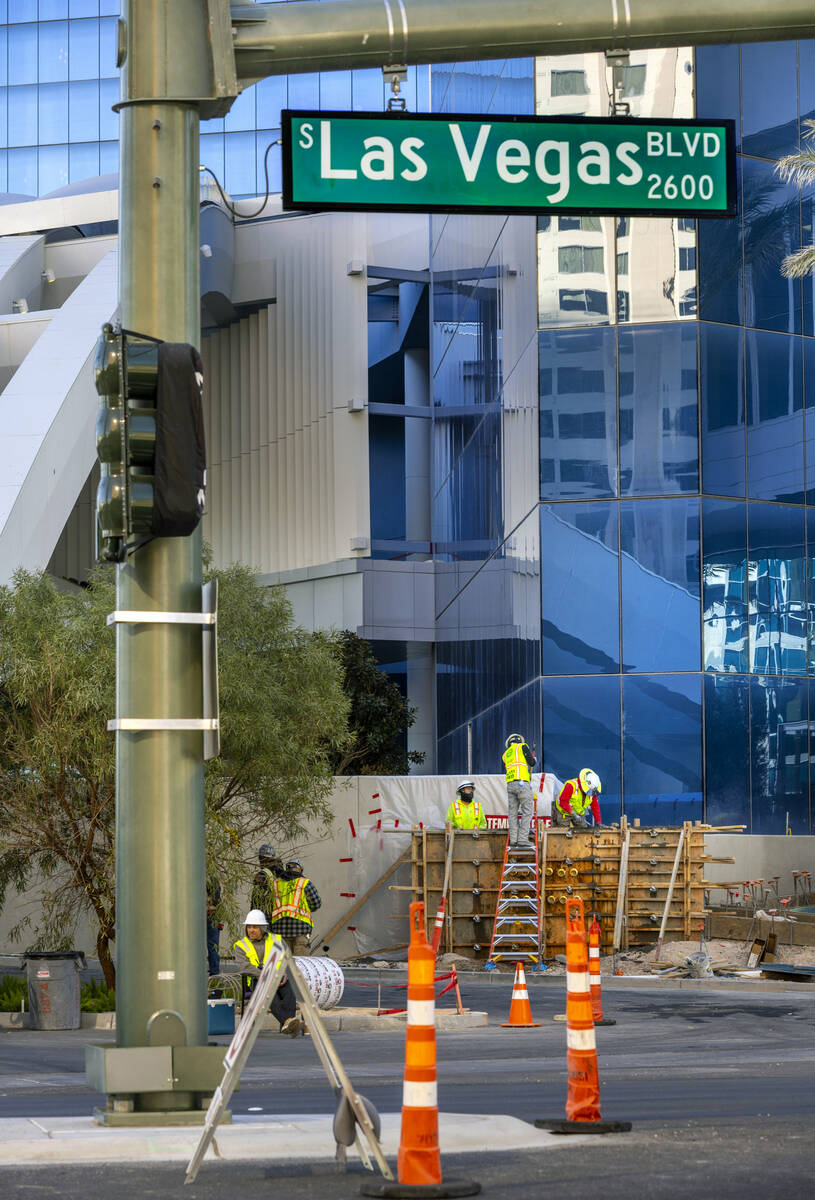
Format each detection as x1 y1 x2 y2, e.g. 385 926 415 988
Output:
0 565 349 988
330 630 424 775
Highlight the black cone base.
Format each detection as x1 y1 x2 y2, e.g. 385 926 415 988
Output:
535 1118 632 1135
594 1018 617 1026
361 1179 481 1198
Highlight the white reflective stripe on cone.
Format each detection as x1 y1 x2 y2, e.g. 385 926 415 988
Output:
403 1079 438 1108
567 1026 596 1051
566 971 590 993
511 988 527 1000
407 999 436 1026
589 946 600 958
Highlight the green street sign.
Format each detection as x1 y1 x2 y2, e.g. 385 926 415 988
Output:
282 111 736 218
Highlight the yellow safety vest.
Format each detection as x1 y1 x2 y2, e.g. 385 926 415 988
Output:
556 778 592 817
233 932 275 968
271 876 313 927
446 799 486 829
503 742 531 783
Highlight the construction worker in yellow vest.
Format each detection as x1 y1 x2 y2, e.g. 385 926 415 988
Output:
446 780 487 830
232 909 302 1037
502 733 536 850
554 768 602 829
268 858 322 957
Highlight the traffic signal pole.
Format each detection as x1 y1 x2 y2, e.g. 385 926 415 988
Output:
89 0 815 1124
86 1 228 1122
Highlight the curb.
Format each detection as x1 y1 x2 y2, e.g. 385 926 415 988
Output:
0 1009 487 1033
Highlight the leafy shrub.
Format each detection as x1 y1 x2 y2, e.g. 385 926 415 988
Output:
0 975 27 1011
80 979 115 1012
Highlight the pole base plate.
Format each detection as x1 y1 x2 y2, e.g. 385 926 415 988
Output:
360 1179 481 1198
535 1118 631 1135
93 1106 231 1127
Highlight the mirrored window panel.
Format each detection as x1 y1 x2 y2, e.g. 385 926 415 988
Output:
807 509 815 675
750 676 809 834
748 502 806 676
619 322 698 495
704 674 751 828
700 322 745 498
620 497 701 673
702 498 748 674
616 216 697 324
541 675 621 822
741 41 799 161
742 158 802 335
541 501 620 674
746 330 803 503
539 326 617 500
697 169 742 328
622 674 702 826
537 215 615 329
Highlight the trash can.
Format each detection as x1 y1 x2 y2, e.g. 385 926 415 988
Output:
23 951 87 1030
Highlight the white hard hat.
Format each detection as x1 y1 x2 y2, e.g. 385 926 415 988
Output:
457 779 476 797
579 768 601 797
505 733 524 747
244 908 268 926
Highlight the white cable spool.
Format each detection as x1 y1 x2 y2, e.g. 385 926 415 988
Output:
294 956 344 1009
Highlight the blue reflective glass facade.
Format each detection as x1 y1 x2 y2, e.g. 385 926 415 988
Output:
436 43 815 833
0 1 429 197
9 13 815 831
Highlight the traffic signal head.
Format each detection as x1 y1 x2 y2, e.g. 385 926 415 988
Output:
94 324 158 563
94 324 206 561
94 324 127 563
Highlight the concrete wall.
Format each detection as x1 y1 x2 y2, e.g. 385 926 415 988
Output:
705 834 815 902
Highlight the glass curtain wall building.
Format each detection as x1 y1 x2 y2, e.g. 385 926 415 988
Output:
434 42 815 835
4 7 815 831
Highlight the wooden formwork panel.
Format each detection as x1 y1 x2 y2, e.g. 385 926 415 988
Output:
409 820 733 963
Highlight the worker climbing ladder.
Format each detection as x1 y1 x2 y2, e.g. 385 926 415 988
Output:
484 791 542 970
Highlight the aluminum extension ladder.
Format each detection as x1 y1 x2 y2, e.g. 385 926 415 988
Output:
485 796 542 970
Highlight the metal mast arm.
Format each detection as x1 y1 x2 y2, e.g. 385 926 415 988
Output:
231 0 815 83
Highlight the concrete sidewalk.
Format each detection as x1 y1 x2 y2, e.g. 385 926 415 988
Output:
0 1112 606 1167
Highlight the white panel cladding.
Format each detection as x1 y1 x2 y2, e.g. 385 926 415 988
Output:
202 212 370 573
0 249 118 585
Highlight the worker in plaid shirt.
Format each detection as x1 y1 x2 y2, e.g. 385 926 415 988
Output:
251 846 321 956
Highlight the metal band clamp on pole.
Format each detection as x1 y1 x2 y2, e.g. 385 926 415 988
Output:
107 610 216 626
108 718 219 731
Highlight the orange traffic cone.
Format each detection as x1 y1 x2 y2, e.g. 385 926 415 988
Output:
588 915 615 1027
501 962 541 1027
535 898 631 1136
362 902 479 1197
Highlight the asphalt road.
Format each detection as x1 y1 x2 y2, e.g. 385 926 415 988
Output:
1 976 814 1196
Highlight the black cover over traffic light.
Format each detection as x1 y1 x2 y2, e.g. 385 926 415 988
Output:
95 325 207 562
154 342 206 538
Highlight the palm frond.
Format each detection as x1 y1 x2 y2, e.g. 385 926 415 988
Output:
776 150 815 184
781 245 815 279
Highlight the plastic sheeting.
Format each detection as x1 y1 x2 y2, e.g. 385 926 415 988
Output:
346 773 561 956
